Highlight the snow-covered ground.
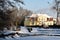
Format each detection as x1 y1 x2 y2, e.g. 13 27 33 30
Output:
20 36 60 40
0 36 60 40
31 28 39 33
1 27 60 40
19 27 29 33
1 27 60 36
2 27 29 35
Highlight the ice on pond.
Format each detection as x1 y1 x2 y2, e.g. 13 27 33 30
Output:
1 27 60 40
5 36 9 39
5 36 14 40
20 36 60 40
0 38 5 40
37 28 60 34
0 36 60 40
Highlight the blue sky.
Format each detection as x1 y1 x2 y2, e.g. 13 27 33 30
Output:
20 0 56 18
22 0 53 11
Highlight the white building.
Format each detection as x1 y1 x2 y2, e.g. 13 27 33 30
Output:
24 13 56 27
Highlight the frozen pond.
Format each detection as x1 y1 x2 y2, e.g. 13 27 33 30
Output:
20 36 60 40
0 36 60 40
37 28 60 35
1 27 60 40
31 28 60 35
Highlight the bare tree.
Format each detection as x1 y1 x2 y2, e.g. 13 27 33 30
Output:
52 0 60 25
0 0 24 30
15 7 33 26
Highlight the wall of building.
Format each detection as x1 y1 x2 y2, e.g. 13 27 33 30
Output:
24 14 56 27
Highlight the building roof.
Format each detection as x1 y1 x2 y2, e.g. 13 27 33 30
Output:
27 13 52 18
37 14 52 18
27 14 37 17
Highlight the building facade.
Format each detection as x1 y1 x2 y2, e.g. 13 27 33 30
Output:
24 13 56 27
24 14 37 26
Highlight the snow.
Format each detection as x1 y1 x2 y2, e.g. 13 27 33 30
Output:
20 36 60 40
31 28 39 33
37 14 52 18
0 38 5 40
1 27 60 40
37 28 60 34
2 27 29 35
5 36 14 40
13 34 19 37
3 31 15 35
2 27 60 36
27 14 37 17
19 27 29 33
0 36 60 40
